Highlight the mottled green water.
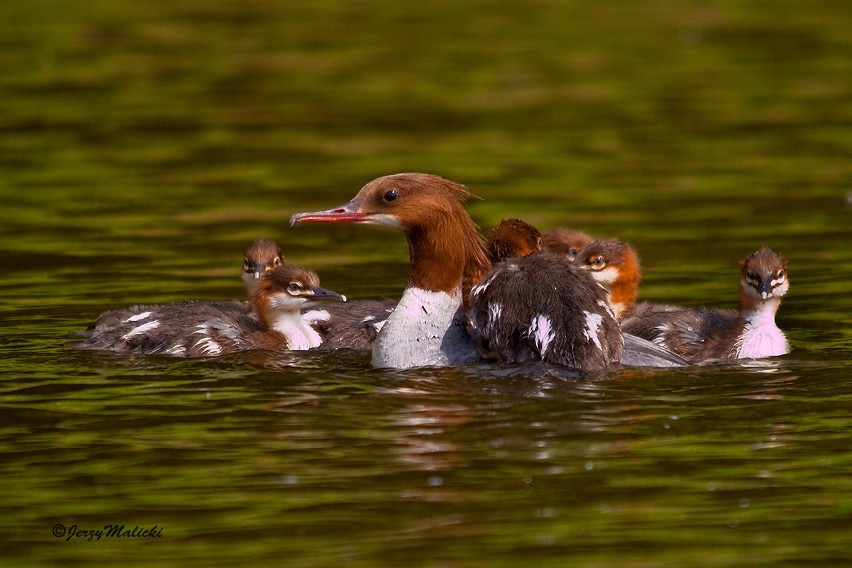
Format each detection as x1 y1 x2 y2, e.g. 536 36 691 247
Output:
1 1 851 566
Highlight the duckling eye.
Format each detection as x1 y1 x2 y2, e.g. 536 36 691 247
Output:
273 257 283 268
591 256 606 269
242 259 251 272
287 283 302 294
382 189 399 202
776 270 785 281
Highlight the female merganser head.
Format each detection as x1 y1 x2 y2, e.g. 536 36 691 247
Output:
73 264 346 356
485 218 541 263
574 238 642 320
291 173 490 368
621 247 790 362
242 238 285 297
541 228 595 262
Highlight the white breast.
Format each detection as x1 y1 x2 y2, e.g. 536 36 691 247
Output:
736 302 789 359
269 312 323 350
371 287 478 368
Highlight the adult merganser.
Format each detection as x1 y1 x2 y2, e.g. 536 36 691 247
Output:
74 264 346 356
621 247 791 362
541 228 595 262
291 173 491 368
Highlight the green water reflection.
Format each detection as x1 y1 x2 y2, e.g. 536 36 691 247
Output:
1 0 851 566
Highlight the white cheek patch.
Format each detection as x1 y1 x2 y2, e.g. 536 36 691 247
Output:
590 266 619 286
269 294 308 309
363 214 402 229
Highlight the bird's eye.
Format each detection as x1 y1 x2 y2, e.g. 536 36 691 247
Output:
273 257 283 268
243 259 250 272
569 248 579 256
591 257 606 268
382 189 399 202
287 283 302 293
776 270 785 280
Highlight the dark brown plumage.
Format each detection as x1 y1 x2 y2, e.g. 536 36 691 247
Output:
73 264 346 357
470 252 623 371
541 228 595 262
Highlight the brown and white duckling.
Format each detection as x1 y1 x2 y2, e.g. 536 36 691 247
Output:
242 238 285 299
621 247 791 362
74 264 346 356
574 238 642 320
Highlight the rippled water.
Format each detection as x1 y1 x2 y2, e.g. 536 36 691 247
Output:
2 1 851 566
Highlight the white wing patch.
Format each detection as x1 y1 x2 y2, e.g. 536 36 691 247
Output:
488 303 503 326
164 344 187 356
596 299 616 320
472 271 498 298
529 314 555 356
302 309 331 324
583 311 604 352
121 320 160 340
192 337 222 356
126 311 152 323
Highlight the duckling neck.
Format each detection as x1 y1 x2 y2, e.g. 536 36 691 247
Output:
736 298 788 358
609 276 639 320
261 308 323 351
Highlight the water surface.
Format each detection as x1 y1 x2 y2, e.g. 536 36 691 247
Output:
1 1 851 566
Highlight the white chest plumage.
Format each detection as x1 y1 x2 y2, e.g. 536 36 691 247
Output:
736 301 789 359
371 287 478 368
269 312 323 351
